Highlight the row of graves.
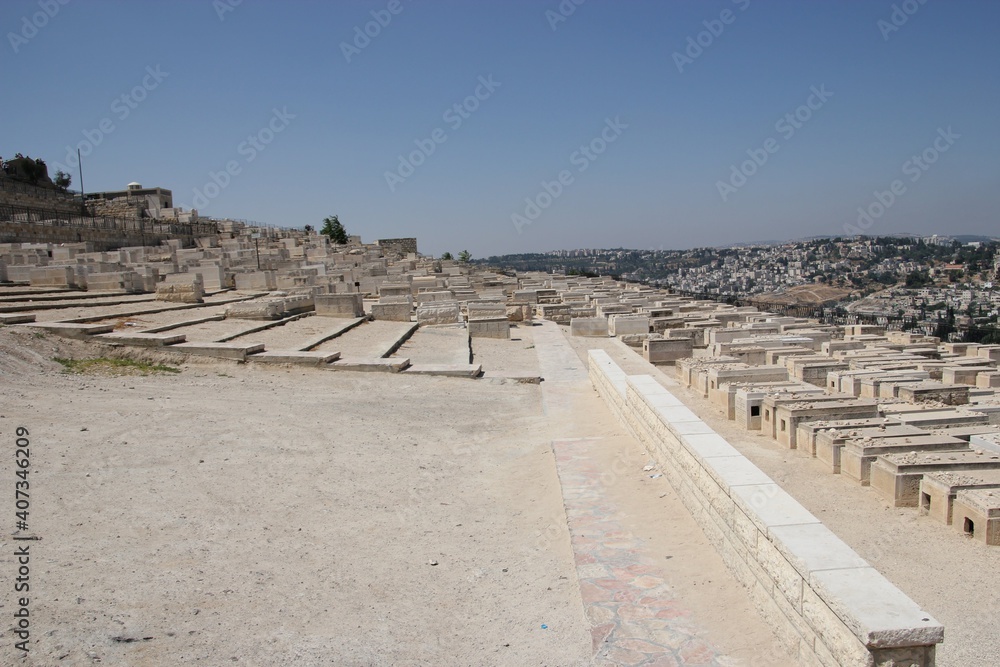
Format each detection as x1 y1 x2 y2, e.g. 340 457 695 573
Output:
0 234 586 376
542 282 1000 546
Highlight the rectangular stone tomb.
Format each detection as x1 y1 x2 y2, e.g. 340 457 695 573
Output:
919 469 1000 525
813 424 923 472
871 450 1000 507
952 489 1000 545
468 317 510 339
570 317 608 337
315 293 365 318
892 409 990 430
643 337 693 365
896 382 970 405
841 434 969 485
773 399 879 449
417 302 462 325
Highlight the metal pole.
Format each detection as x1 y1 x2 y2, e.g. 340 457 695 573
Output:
77 148 85 211
255 237 260 269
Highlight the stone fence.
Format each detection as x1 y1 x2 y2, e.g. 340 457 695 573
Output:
587 349 944 667
0 204 217 251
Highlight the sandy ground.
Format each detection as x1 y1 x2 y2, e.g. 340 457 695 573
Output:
0 317 799 667
0 326 589 666
583 335 1000 667
471 324 540 376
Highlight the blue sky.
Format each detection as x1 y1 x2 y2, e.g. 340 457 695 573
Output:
3 0 998 257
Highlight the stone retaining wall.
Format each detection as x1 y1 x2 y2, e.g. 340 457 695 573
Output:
587 349 943 667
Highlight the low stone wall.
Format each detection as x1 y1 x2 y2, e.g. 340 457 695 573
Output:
587 349 943 667
0 221 194 251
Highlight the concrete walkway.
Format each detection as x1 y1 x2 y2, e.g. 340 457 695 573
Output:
532 321 735 666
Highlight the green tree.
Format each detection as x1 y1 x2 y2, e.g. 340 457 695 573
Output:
53 170 71 191
303 224 314 233
458 249 471 263
440 251 453 261
321 215 348 244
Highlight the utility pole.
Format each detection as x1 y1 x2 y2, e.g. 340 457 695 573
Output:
253 232 261 269
77 148 85 211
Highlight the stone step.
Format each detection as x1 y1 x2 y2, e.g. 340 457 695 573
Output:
20 322 114 338
140 314 225 333
167 342 265 361
404 363 482 378
326 357 410 373
96 332 187 347
249 350 341 366
0 314 36 324
297 316 367 351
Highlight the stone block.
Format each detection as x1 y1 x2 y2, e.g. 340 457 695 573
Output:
416 301 462 325
808 567 943 650
468 317 510 339
315 293 365 318
608 314 649 336
156 276 204 303
570 317 608 337
371 301 412 321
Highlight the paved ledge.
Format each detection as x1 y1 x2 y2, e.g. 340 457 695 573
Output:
479 372 542 384
96 332 187 347
403 363 482 378
58 293 267 324
248 350 340 366
326 357 410 373
0 314 36 324
298 316 367 351
167 342 265 361
19 322 115 338
140 314 225 333
215 312 312 343
587 348 944 667
380 322 419 358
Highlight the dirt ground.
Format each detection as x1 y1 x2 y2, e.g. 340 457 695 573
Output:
0 326 589 666
0 322 795 666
